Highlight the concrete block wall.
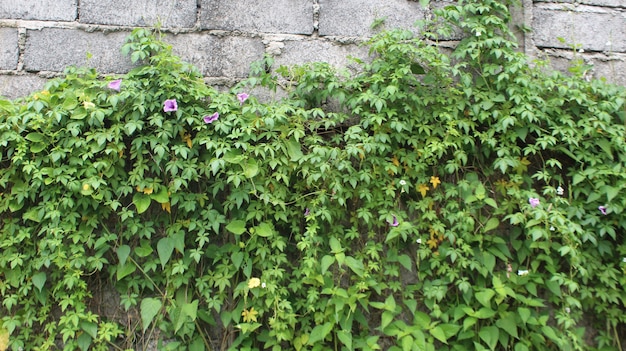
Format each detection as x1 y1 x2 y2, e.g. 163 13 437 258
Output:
0 0 624 99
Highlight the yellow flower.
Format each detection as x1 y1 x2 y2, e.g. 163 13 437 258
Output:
161 202 171 213
242 307 258 323
248 277 261 289
430 176 441 189
418 184 429 197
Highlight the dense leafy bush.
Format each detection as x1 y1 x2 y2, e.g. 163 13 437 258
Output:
2 0 626 350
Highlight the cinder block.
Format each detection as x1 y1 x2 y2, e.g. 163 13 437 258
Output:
24 29 133 74
0 0 77 21
319 0 427 37
79 0 197 28
0 74 47 100
0 28 18 70
200 0 314 35
273 40 370 70
532 4 626 53
591 55 626 86
533 0 625 7
167 33 265 77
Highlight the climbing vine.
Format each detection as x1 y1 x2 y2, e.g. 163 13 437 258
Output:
1 1 626 350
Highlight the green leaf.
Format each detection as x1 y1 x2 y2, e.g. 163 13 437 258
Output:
140 297 163 332
308 322 333 345
479 326 499 350
254 222 274 237
116 263 136 281
344 256 365 277
80 321 98 338
320 255 335 275
483 218 499 232
430 326 448 344
337 330 352 350
226 220 246 235
150 186 170 204
157 237 175 268
285 138 304 162
496 314 518 338
77 332 92 351
132 193 151 214
475 289 495 307
242 158 259 178
223 149 244 164
32 272 46 292
117 245 131 266
25 132 45 142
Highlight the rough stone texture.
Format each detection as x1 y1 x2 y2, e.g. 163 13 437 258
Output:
0 74 47 100
0 28 18 70
541 49 626 86
1 0 626 100
200 0 314 35
0 0 77 21
533 0 626 7
79 0 197 28
273 39 370 71
168 33 265 77
318 0 427 37
532 4 626 52
23 29 133 73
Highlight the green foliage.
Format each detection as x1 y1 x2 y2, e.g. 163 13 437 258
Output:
2 1 626 350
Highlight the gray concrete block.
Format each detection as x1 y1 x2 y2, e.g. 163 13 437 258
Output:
200 0 314 35
539 49 626 87
0 28 18 70
273 40 370 70
533 0 626 7
532 4 626 53
319 0 427 37
0 0 77 21
23 29 133 74
168 33 265 77
0 74 47 100
79 0 197 28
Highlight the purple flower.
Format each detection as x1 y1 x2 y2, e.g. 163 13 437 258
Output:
203 112 219 124
108 79 122 92
163 99 178 112
388 215 399 227
529 197 540 208
237 93 249 105
599 206 607 215
304 208 310 216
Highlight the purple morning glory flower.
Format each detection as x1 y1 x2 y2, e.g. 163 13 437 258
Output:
237 93 249 105
108 79 122 92
203 112 219 124
304 208 310 216
599 206 607 215
529 197 540 208
389 215 399 227
163 99 178 112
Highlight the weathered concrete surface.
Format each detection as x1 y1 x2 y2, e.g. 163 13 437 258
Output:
273 39 370 70
168 33 265 77
534 0 626 7
23 29 133 73
200 0 315 35
79 0 197 28
318 0 427 37
0 0 77 21
0 28 18 70
532 4 626 52
0 74 47 99
542 49 626 86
